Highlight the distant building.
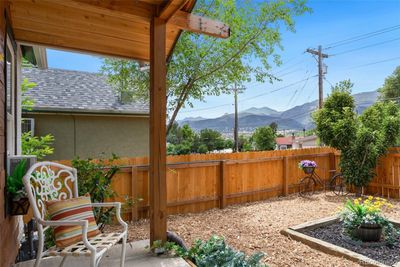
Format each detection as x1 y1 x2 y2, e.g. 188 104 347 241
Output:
22 67 149 160
293 135 319 149
276 136 294 150
276 135 320 150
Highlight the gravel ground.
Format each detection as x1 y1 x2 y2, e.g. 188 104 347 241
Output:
107 193 400 267
303 222 400 266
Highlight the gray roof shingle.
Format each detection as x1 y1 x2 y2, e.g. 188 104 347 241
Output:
22 67 149 115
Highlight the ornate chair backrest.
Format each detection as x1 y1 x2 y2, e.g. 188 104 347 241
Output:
23 162 79 221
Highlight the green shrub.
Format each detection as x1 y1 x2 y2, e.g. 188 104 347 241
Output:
179 236 267 267
72 154 120 231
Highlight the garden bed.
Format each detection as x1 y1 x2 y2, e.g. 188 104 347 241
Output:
281 216 400 267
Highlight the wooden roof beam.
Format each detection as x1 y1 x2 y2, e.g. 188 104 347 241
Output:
169 10 230 39
158 0 189 21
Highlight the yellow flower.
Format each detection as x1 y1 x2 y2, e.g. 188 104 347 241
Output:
354 199 359 205
368 196 373 200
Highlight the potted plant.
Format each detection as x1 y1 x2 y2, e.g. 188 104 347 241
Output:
339 196 396 244
298 160 317 174
7 159 30 215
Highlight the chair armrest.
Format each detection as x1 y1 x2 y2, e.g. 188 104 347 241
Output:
41 220 88 227
92 202 121 208
92 202 128 231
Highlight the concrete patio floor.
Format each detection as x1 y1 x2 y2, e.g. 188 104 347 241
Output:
15 240 190 267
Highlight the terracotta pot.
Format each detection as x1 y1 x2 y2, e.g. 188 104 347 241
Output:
302 166 315 174
352 223 382 242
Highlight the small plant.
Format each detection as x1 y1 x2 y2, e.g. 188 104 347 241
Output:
7 159 28 200
179 236 267 267
298 160 317 171
339 196 397 245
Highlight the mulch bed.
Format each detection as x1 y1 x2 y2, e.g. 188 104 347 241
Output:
302 221 400 266
106 193 400 266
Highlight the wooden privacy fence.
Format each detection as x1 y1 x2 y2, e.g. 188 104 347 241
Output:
58 147 400 221
59 147 337 220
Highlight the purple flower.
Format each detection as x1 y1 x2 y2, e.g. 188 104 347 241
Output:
298 160 317 169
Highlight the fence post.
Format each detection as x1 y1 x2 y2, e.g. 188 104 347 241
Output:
219 160 226 209
131 166 139 221
282 156 289 196
329 152 336 172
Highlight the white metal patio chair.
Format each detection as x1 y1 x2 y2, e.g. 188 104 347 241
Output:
23 161 128 267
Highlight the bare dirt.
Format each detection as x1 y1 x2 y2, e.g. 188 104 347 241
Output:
107 193 400 267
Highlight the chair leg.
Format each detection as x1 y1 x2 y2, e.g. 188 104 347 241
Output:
90 254 96 267
34 226 44 267
120 234 127 267
59 256 68 267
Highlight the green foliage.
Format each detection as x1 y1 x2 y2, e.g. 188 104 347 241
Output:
251 126 276 151
72 154 120 230
178 236 267 267
339 197 397 245
378 66 400 101
313 80 357 151
101 0 310 132
22 132 55 160
6 159 27 199
21 78 36 110
198 128 225 152
313 80 400 188
238 135 253 152
167 124 231 155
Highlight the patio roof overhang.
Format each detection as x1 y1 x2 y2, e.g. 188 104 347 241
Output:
6 0 230 244
8 0 229 61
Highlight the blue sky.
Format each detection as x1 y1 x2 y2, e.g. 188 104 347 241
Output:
47 0 400 120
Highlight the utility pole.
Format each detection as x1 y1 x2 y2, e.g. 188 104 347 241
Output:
234 88 239 152
306 45 329 109
227 85 244 152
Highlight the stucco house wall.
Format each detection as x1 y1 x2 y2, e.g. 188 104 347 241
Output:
24 113 149 160
22 67 150 161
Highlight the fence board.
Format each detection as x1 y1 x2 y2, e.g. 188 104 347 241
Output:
56 147 400 220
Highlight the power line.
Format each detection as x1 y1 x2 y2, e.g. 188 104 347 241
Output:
347 56 400 69
240 75 317 103
180 76 317 114
324 24 400 50
332 36 400 56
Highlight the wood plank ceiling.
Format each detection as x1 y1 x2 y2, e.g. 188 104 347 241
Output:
8 0 196 61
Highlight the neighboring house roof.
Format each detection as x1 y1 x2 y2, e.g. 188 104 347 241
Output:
22 67 149 115
276 137 294 146
295 135 318 144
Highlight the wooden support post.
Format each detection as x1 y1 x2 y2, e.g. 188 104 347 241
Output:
282 157 289 196
131 166 139 221
149 16 167 244
219 160 226 209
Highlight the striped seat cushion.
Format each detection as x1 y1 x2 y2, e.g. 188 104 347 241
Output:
46 195 100 248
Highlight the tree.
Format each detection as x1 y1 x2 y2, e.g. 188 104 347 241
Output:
378 66 400 101
313 80 400 193
238 135 252 152
22 132 55 160
198 128 225 152
101 1 310 134
252 126 276 151
269 122 278 134
21 78 36 110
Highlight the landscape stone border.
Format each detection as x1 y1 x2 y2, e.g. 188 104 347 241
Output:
280 216 400 267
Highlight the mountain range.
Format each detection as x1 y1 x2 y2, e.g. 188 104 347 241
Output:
178 90 379 132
